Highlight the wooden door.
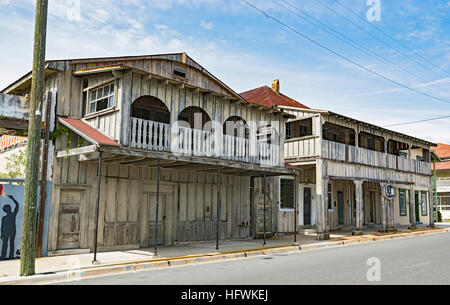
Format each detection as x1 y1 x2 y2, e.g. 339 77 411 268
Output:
57 190 82 250
147 194 166 246
337 191 344 225
303 187 311 225
415 191 420 222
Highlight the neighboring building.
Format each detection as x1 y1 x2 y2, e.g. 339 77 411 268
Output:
242 80 436 239
0 135 27 175
432 143 450 220
1 54 295 255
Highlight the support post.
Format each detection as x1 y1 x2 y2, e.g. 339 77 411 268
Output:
216 165 221 250
20 0 48 277
353 179 364 235
93 151 103 264
433 160 438 223
380 184 388 232
293 174 298 244
36 91 52 258
154 159 161 256
409 186 417 230
316 159 330 240
263 172 267 246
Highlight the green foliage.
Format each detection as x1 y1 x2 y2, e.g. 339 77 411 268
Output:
437 210 443 223
0 147 27 178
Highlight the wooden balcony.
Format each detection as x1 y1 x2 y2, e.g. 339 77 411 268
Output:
285 138 431 175
130 117 280 167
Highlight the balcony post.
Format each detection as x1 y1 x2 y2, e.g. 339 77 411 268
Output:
316 159 330 240
409 185 417 230
353 179 364 235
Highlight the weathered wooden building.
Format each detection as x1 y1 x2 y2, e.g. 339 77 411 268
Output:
1 54 295 255
242 80 437 239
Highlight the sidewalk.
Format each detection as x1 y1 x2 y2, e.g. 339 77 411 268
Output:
0 227 448 285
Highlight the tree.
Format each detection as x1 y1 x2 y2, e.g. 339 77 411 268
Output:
0 147 27 179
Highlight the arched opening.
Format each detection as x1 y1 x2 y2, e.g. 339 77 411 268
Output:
131 96 170 124
178 106 211 130
223 116 249 139
130 96 171 150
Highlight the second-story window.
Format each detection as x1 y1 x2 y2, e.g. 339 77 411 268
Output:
88 82 115 114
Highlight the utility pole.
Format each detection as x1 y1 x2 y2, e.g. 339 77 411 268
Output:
21 0 48 276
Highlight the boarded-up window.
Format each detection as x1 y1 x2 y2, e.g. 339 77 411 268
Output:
280 179 295 210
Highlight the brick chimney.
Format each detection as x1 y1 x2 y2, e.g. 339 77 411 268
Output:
272 79 280 93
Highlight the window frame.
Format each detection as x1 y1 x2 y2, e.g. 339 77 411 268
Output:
279 177 296 211
85 81 116 116
399 189 407 217
421 191 428 216
327 182 334 212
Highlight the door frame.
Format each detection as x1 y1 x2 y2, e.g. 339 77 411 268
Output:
299 184 317 226
337 191 344 225
139 180 177 248
48 184 91 252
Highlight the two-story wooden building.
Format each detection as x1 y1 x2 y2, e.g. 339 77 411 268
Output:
243 80 437 240
1 54 295 255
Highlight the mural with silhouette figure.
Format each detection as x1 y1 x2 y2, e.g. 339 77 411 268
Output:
0 184 24 260
0 182 52 260
1 194 19 259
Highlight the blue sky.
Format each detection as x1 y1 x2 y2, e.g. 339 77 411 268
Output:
0 0 449 143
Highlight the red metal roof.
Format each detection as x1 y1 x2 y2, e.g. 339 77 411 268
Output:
0 135 27 151
432 143 450 160
285 163 302 171
58 117 121 147
434 161 450 171
240 86 310 109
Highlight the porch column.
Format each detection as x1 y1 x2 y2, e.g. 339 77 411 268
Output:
154 159 161 256
409 185 417 229
263 172 267 246
316 159 330 240
429 186 435 228
216 165 221 250
93 151 103 264
353 179 364 235
380 184 388 232
293 174 298 243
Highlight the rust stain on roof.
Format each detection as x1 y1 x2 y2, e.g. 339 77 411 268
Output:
240 86 310 109
58 117 121 147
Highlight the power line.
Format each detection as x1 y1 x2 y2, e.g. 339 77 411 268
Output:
312 0 449 80
241 0 450 105
334 0 450 77
383 115 450 127
274 0 429 84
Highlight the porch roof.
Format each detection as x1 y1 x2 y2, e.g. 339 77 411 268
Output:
56 118 296 177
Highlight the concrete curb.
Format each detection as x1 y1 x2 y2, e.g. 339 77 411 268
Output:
1 228 449 285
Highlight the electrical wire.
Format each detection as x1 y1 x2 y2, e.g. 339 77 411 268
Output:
241 0 450 105
334 0 450 77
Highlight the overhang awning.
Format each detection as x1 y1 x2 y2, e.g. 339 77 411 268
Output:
58 117 121 148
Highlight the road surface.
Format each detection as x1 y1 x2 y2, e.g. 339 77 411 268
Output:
61 231 450 285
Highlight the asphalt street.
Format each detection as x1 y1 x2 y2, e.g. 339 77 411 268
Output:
61 230 450 285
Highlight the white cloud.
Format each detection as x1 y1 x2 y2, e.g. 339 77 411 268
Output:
200 21 214 30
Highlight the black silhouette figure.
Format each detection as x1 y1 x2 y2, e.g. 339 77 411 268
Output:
1 195 19 260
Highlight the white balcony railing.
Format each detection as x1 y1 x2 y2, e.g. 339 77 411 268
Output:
321 140 431 175
130 117 280 166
